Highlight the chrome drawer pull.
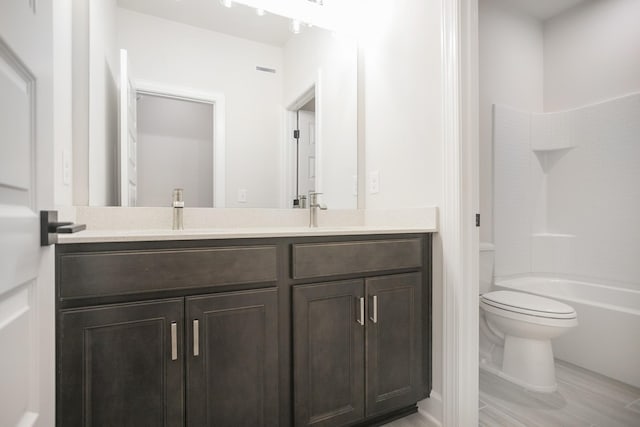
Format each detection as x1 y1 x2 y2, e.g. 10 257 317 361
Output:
193 319 200 357
171 322 178 361
370 295 378 323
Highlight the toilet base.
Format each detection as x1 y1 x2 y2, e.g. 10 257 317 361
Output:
479 335 558 393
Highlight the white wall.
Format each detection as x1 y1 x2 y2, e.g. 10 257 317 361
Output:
54 0 73 206
361 0 444 421
136 95 213 208
544 0 640 112
478 0 544 244
71 0 90 206
363 1 442 210
283 27 358 209
88 0 119 206
117 9 284 208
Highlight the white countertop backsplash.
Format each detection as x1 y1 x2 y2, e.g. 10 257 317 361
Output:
57 206 438 243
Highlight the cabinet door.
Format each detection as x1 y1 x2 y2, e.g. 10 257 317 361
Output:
58 299 184 426
186 288 278 427
293 280 365 427
365 273 422 416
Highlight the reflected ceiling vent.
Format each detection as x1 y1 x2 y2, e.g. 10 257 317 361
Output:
256 66 277 74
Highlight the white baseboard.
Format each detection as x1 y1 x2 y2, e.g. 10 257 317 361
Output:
417 392 443 427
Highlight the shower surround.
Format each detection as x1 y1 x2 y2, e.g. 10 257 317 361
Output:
492 93 640 387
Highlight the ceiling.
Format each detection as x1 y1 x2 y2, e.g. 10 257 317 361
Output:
506 0 587 20
117 0 294 46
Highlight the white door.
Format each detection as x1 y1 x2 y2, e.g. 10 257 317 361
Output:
119 49 138 206
0 1 55 426
297 110 316 197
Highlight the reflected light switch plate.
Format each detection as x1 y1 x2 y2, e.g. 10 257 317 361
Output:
238 189 247 203
369 171 379 194
63 150 71 186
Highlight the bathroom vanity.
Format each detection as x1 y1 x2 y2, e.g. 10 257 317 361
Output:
55 231 432 426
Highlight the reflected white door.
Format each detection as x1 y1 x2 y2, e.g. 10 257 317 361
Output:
297 110 316 197
0 1 55 426
119 49 138 206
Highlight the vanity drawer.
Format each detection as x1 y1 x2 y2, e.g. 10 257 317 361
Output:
58 246 277 300
291 238 422 279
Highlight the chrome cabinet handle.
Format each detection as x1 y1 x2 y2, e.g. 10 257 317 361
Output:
357 297 365 326
193 319 200 357
171 322 178 361
370 295 378 323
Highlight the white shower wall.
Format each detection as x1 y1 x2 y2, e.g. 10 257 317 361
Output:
481 0 640 247
493 105 536 276
544 95 640 286
478 0 544 244
494 93 640 289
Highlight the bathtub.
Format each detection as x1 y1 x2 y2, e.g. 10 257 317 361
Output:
493 276 640 389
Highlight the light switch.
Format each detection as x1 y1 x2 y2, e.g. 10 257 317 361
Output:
369 170 379 194
238 189 247 203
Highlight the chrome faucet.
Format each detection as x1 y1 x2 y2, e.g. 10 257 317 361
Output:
309 191 327 228
172 188 184 230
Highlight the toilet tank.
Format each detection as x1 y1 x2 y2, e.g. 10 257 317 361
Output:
479 243 495 294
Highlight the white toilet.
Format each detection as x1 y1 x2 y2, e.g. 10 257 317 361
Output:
479 243 578 392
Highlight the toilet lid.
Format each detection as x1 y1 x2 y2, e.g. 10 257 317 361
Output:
481 290 577 319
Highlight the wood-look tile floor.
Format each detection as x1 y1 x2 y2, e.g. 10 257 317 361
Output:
384 360 640 427
479 360 640 427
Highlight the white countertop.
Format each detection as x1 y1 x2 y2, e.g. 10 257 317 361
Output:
57 225 436 244
55 206 438 243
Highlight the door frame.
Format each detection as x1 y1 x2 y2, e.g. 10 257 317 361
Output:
134 80 227 207
439 0 480 426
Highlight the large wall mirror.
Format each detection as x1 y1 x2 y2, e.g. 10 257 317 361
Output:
79 0 358 209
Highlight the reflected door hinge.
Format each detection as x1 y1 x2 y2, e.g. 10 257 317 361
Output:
293 130 300 139
475 213 480 227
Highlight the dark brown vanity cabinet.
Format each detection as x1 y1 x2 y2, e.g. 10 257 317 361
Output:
292 273 422 427
56 233 432 427
56 242 280 427
58 299 185 427
57 288 278 427
185 289 279 427
365 273 423 417
293 279 366 426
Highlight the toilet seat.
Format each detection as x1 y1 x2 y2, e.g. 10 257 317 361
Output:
481 290 577 325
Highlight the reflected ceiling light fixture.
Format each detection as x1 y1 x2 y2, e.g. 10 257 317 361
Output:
256 8 265 16
290 19 302 34
306 0 323 5
219 0 233 8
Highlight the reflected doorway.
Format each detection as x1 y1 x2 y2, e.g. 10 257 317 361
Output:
136 94 214 207
294 99 316 207
288 85 317 208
